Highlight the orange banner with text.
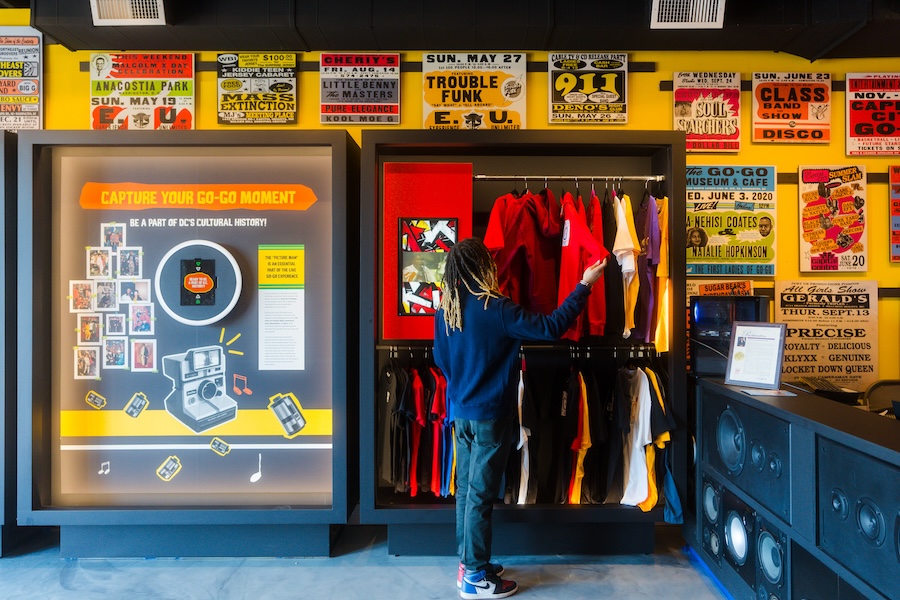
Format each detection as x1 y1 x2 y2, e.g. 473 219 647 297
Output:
79 182 318 210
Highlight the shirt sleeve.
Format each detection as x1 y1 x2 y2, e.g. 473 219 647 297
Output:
433 309 450 379
499 284 591 341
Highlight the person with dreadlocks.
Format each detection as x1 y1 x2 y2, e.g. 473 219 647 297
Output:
434 237 606 599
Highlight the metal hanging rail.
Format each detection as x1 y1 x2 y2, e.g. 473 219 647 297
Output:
473 174 665 182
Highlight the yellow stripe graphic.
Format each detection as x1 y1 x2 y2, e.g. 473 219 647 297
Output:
61 408 332 437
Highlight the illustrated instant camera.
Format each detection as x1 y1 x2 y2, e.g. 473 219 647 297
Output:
162 345 237 433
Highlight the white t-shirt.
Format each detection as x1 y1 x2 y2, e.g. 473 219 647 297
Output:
620 368 653 506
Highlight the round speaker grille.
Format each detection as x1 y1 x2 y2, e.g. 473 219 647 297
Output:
750 439 765 471
710 531 720 556
703 483 720 523
725 510 749 566
831 488 849 520
757 531 783 584
717 408 745 474
767 452 783 478
856 497 886 546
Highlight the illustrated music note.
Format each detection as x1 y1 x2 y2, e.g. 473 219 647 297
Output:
250 453 262 483
233 373 253 395
98 461 110 475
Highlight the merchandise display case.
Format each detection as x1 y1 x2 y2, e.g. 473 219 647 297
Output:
359 130 688 555
17 131 359 557
1 131 16 556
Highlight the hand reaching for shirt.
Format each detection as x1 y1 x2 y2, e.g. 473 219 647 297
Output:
580 258 608 288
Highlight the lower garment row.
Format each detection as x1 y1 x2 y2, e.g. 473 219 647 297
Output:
376 352 683 519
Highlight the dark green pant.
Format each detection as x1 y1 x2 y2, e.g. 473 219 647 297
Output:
454 415 514 573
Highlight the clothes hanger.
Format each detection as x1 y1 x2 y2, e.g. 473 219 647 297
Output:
624 346 638 370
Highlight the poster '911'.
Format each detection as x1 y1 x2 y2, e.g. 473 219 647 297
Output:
548 53 627 123
799 165 867 272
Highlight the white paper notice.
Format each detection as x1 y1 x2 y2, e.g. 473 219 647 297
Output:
259 289 305 370
728 325 782 386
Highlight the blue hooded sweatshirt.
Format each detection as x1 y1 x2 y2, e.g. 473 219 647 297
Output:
433 283 591 421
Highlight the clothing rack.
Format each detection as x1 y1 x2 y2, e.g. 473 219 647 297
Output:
377 343 659 358
473 174 665 183
376 345 429 352
521 343 658 357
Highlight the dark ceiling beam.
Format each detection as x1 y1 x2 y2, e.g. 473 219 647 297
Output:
26 0 900 60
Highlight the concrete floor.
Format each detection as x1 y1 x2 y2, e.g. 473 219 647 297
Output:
0 525 729 600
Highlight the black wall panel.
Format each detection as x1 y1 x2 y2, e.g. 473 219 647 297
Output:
818 437 900 599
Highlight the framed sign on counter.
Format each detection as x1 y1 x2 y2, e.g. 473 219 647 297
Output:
17 131 358 557
724 321 787 390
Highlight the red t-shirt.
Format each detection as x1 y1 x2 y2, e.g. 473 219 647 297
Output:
558 192 610 341
586 192 608 336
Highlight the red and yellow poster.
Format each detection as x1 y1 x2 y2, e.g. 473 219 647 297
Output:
0 27 42 130
673 72 741 152
90 53 194 130
846 72 900 155
890 165 900 262
752 72 831 143
422 53 526 130
798 165 867 272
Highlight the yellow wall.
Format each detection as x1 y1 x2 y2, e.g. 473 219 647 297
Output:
6 9 899 379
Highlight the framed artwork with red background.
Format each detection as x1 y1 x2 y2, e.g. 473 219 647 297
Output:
381 162 472 341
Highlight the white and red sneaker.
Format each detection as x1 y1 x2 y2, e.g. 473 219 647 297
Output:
460 568 517 599
457 562 505 589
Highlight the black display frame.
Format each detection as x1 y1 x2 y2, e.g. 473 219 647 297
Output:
16 130 359 558
1 131 17 556
724 321 787 390
359 130 688 555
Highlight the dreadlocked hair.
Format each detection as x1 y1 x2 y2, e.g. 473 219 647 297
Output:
439 237 502 333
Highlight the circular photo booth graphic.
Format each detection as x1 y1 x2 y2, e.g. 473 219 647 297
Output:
155 239 242 326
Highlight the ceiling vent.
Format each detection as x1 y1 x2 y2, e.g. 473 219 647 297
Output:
89 0 167 26
650 0 726 29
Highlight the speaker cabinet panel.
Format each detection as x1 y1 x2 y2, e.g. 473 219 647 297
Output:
701 391 791 521
700 473 723 565
756 515 788 600
792 541 839 599
792 541 875 600
722 487 756 593
818 437 900 599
